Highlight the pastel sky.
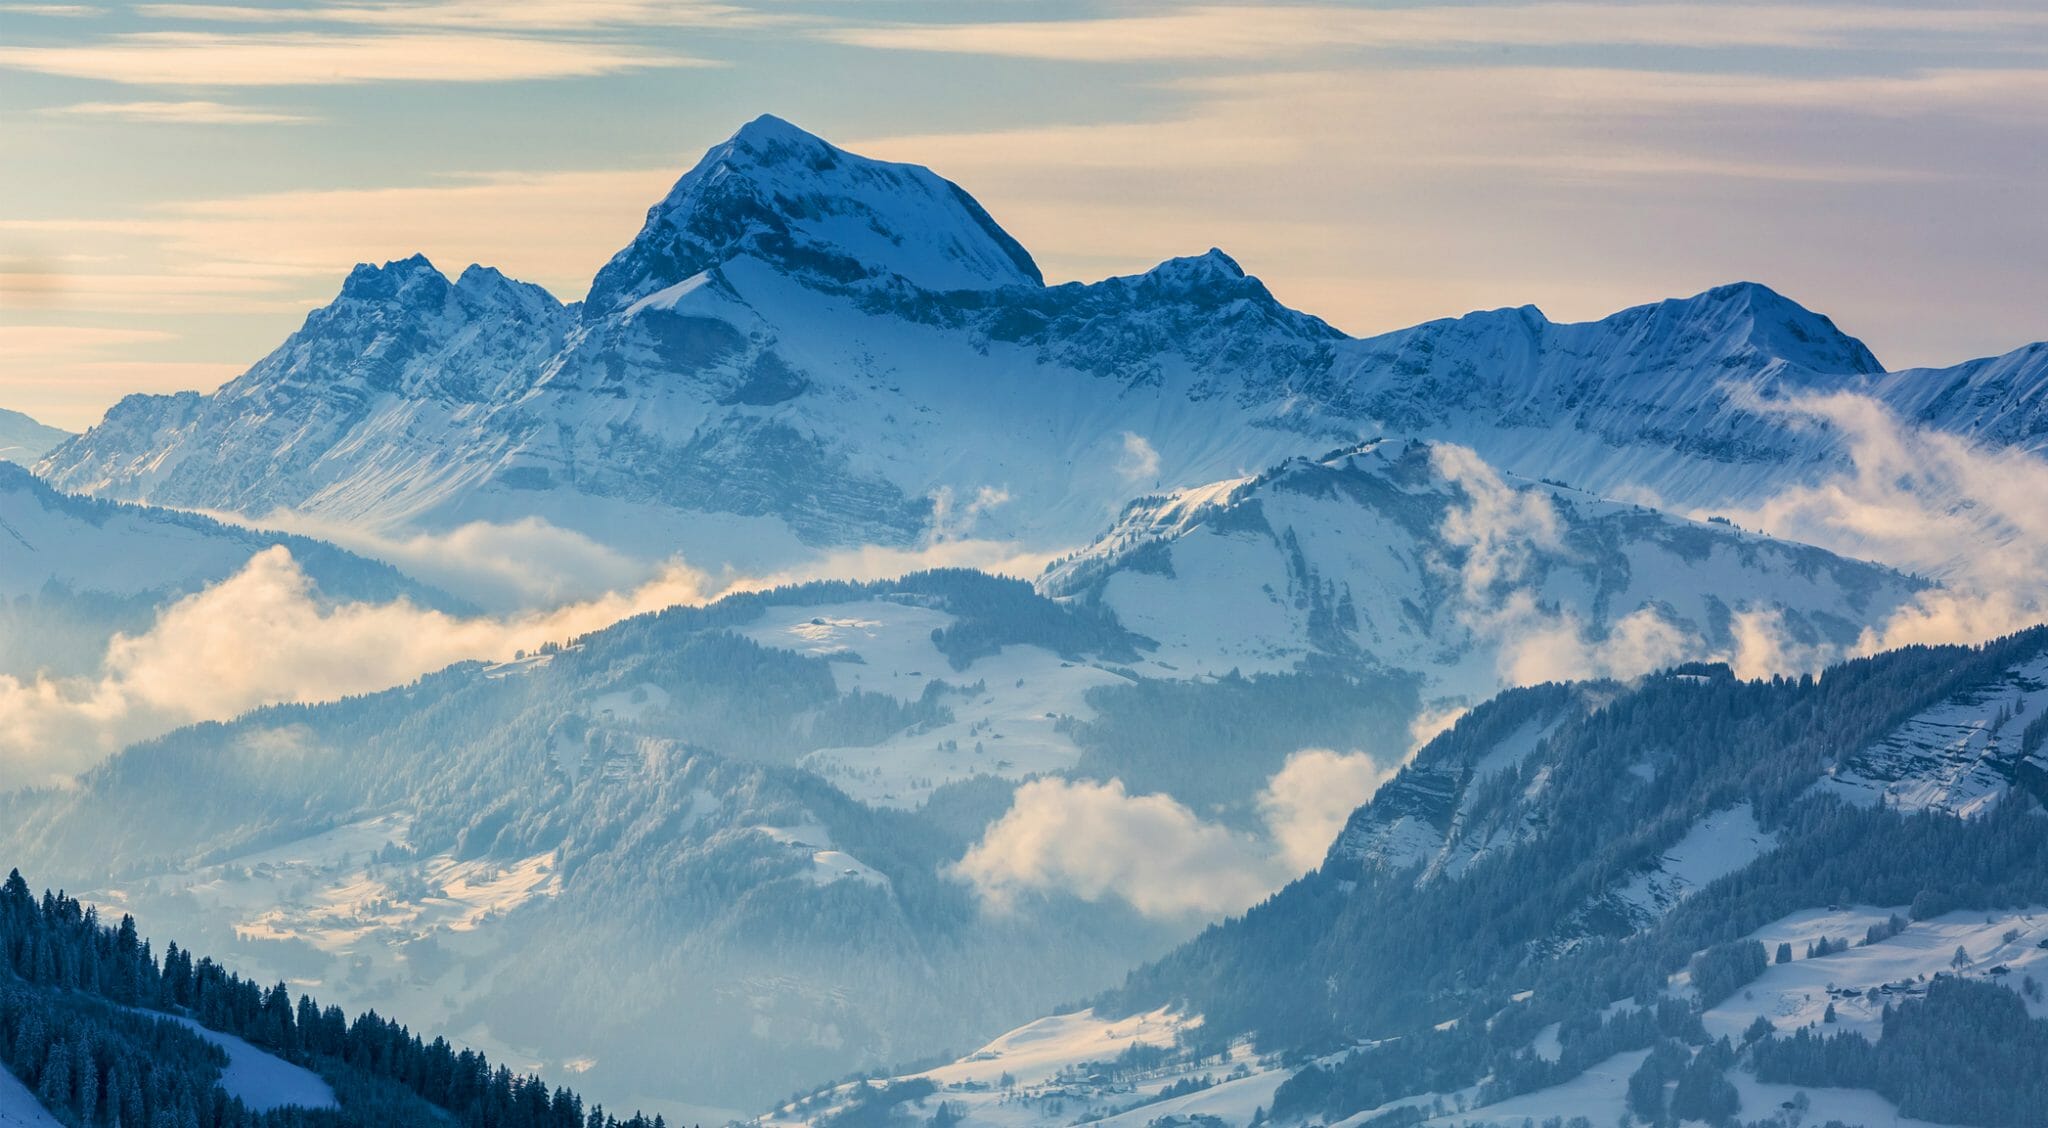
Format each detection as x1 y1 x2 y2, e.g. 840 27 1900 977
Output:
2 0 2044 430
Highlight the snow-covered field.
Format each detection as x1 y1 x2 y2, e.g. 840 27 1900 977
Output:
0 1066 60 1128
1428 905 2048 1127
153 1014 338 1113
738 601 1132 806
759 1007 1287 1128
1613 803 1779 922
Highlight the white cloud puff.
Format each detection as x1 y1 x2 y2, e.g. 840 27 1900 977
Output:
955 747 1396 921
1116 431 1162 483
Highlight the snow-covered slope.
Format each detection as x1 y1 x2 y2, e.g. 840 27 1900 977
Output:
1043 439 1922 706
1871 339 2048 453
0 1065 61 1128
37 256 572 535
0 409 69 467
585 112 1042 312
0 571 1187 1113
1818 647 2048 817
1318 284 1892 510
153 1015 338 1113
38 116 2041 575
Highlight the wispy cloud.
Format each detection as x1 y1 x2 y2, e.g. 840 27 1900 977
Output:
0 325 178 354
0 3 99 15
0 165 680 318
0 30 708 85
48 99 313 123
135 0 776 30
821 3 2048 63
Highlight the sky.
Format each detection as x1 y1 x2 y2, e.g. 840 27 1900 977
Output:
1 0 2045 431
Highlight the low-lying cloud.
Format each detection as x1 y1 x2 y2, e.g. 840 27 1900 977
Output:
1715 388 2048 653
955 747 1395 921
1432 387 2048 692
247 511 669 612
0 515 1069 788
0 545 714 789
1431 444 1702 686
1116 431 1162 483
1258 748 1400 874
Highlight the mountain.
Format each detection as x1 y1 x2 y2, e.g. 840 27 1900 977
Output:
1869 339 2048 451
777 629 2048 1128
0 447 1936 1116
0 463 465 677
1041 438 1920 710
0 409 68 467
35 117 2044 576
33 258 572 535
0 572 1192 1115
584 112 1042 312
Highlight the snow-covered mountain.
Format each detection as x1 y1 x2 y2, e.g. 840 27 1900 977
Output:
785 630 2048 1128
0 408 69 466
1868 339 2048 451
35 116 2045 575
1041 438 1920 708
0 452 1939 1112
0 571 1185 1114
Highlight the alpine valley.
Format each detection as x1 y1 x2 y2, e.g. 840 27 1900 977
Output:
3 116 2046 1128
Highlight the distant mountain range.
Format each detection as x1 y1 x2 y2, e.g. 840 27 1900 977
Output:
0 408 69 467
31 115 2047 576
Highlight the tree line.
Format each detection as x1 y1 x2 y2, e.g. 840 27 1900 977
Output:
0 868 675 1128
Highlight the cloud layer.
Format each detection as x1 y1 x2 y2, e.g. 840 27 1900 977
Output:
0 545 714 788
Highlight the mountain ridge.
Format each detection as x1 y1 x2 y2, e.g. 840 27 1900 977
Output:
29 115 2048 580
0 407 70 467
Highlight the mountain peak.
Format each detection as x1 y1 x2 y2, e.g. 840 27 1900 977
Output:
338 253 450 305
584 115 1043 316
1155 248 1246 283
0 405 72 466
729 111 823 148
1652 281 1882 376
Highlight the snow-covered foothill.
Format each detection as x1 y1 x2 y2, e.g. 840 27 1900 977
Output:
154 1015 338 1113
